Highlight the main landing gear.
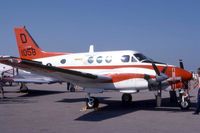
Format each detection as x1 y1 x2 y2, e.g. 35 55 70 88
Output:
19 83 29 93
67 82 75 92
121 93 132 104
86 93 99 109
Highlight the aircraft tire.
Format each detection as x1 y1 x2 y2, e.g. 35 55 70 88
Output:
122 93 132 104
179 98 191 110
86 97 99 109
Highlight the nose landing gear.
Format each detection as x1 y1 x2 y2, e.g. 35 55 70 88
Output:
178 90 191 110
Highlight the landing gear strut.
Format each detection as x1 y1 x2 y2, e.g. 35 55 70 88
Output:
178 90 191 110
0 83 5 99
67 82 75 92
19 83 29 93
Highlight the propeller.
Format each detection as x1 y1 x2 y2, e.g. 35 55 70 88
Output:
179 59 189 90
151 62 169 107
152 62 168 82
145 62 168 87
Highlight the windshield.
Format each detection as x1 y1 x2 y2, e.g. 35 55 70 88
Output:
134 53 154 63
134 53 165 64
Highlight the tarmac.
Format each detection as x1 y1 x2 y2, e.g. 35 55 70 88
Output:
0 84 200 133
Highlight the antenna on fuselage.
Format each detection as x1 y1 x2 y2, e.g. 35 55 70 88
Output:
89 45 94 53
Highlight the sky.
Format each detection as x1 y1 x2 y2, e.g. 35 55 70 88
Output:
0 0 199 71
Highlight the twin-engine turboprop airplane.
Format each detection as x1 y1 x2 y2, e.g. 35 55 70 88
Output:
0 27 193 109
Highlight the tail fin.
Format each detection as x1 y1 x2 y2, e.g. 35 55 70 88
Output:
15 27 65 60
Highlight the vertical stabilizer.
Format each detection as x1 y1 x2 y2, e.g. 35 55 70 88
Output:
15 27 65 60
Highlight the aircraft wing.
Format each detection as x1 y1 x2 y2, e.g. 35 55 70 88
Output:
5 75 61 84
0 57 111 84
3 76 56 84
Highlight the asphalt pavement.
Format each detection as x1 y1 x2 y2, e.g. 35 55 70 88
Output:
0 84 200 133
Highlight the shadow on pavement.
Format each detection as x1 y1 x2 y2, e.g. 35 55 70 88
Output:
19 89 66 97
0 89 66 104
57 97 110 103
0 97 36 104
74 97 196 121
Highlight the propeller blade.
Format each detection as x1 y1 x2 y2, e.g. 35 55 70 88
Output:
156 73 168 82
179 59 184 69
152 63 169 82
179 59 189 89
152 62 160 76
161 65 168 74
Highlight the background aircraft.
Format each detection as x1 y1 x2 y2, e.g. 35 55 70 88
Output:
0 27 194 110
0 60 67 93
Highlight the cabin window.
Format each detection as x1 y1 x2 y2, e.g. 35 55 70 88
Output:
60 59 66 64
88 56 94 64
96 56 103 63
121 55 130 63
105 56 112 63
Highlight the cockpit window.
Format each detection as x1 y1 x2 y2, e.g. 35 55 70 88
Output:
131 56 137 62
121 55 130 62
134 53 154 63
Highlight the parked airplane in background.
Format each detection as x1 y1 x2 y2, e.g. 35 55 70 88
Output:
0 63 15 86
0 62 13 76
0 27 193 109
0 60 65 92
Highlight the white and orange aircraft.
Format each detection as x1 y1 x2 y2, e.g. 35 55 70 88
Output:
0 27 193 109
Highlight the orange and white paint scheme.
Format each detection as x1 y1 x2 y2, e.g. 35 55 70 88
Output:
0 27 193 109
